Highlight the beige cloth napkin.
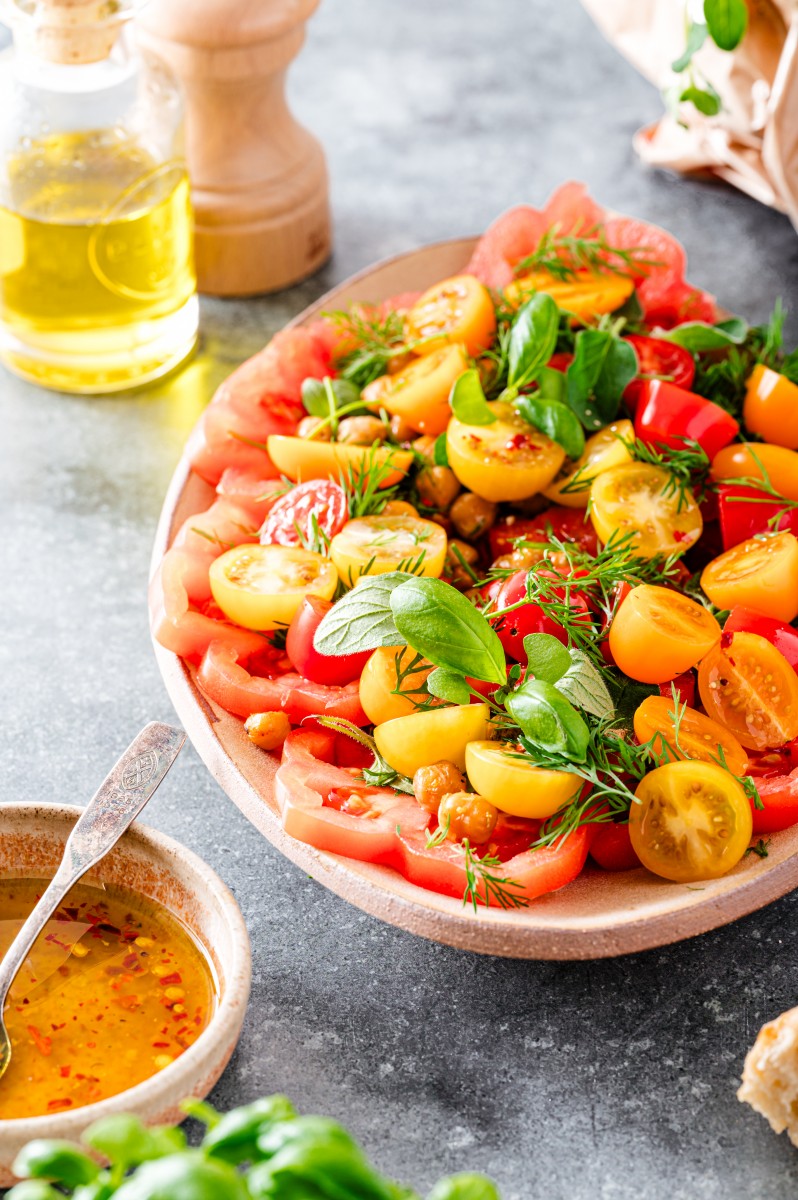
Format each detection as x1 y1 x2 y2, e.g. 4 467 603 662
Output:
581 0 798 228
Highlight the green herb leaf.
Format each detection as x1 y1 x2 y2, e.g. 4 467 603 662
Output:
301 376 361 417
781 347 798 386
555 650 615 721
83 1115 185 1169
428 1173 502 1200
313 572 410 656
704 0 747 51
566 330 637 430
314 715 415 794
426 667 472 705
505 679 590 761
672 21 708 72
433 432 450 466
11 1143 100 1189
521 633 571 685
679 83 721 116
450 369 496 426
663 319 747 351
606 676 659 734
514 391 585 459
507 293 560 389
390 577 506 684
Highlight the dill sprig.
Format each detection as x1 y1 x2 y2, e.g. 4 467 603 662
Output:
623 435 711 509
391 649 438 712
514 225 661 283
711 445 798 532
462 840 529 912
326 307 408 388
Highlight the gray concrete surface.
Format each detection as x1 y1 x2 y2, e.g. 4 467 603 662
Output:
3 1 798 1196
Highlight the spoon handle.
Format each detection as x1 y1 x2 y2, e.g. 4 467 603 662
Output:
0 722 186 1008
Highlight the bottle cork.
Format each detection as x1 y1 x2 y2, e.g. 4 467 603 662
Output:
136 0 331 297
13 0 125 64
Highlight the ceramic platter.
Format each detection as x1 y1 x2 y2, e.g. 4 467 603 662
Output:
151 236 798 960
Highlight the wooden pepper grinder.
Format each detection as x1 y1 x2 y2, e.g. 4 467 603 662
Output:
136 0 331 296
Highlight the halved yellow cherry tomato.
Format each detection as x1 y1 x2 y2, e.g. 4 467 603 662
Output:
710 441 798 502
465 741 581 818
330 514 447 583
209 544 337 632
744 364 798 450
629 760 752 883
266 436 413 487
633 696 748 776
505 269 634 321
361 344 469 436
405 275 496 358
609 584 721 684
359 645 442 725
374 704 490 778
543 419 634 508
697 631 798 751
446 401 565 502
589 463 703 558
700 531 798 623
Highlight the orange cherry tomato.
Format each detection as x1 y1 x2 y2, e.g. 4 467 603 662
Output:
361 344 469 436
505 269 634 322
609 584 721 684
633 695 748 776
589 463 703 559
405 275 496 358
744 364 798 450
700 532 798 623
710 441 798 502
697 631 798 751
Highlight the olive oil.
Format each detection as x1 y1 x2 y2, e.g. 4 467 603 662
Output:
0 130 198 392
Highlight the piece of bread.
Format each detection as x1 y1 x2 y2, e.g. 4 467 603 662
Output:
739 1005 798 1144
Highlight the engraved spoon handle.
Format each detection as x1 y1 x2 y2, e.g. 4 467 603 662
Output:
0 722 185 1009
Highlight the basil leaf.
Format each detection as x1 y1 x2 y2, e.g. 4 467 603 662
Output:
426 667 472 705
390 578 506 685
507 293 560 389
450 369 496 426
521 634 571 685
428 1175 501 1200
555 650 615 721
671 21 708 72
505 679 589 761
313 572 410 656
566 330 636 430
514 392 585 460
537 364 567 404
679 84 721 116
301 376 361 417
704 0 747 51
663 319 747 351
614 288 644 324
433 432 450 466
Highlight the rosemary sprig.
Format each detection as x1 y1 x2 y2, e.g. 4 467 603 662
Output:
340 445 402 518
514 225 661 283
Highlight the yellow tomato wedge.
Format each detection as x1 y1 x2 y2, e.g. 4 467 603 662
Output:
465 741 581 818
209 544 337 631
375 705 491 778
543 419 634 508
361 344 468 436
266 436 413 486
589 463 703 558
710 442 798 502
629 761 752 883
446 401 565 502
697 632 798 751
744 364 798 450
609 584 721 684
632 696 748 776
505 268 634 321
700 532 798 623
359 645 442 726
405 275 496 358
330 515 447 583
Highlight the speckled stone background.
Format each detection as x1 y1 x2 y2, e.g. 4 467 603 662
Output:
3 1 798 1196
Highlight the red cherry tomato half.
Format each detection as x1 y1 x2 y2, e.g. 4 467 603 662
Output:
634 380 739 461
623 335 695 414
724 607 798 673
286 596 372 686
489 507 598 559
717 484 798 551
749 766 798 834
590 822 641 871
493 569 592 663
260 479 348 547
658 670 696 709
547 352 574 373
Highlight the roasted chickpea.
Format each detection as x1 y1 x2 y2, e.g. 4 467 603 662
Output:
446 539 480 589
381 499 420 518
491 548 545 572
413 760 467 814
416 465 461 512
438 791 498 845
390 413 416 443
412 435 437 462
245 711 292 750
336 415 388 446
450 491 498 540
297 415 331 442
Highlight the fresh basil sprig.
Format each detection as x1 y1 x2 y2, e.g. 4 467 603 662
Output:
661 317 747 352
520 634 614 721
450 369 496 425
390 578 506 685
505 293 560 395
515 378 585 460
566 329 637 431
506 679 590 761
426 667 472 705
301 376 361 417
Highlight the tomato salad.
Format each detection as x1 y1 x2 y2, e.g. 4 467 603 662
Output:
151 182 798 911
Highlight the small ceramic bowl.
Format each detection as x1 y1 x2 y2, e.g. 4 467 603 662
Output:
0 802 251 1186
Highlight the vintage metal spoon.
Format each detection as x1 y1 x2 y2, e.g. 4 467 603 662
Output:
0 721 186 1082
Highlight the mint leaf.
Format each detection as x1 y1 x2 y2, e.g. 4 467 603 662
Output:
426 668 472 705
555 650 615 721
313 572 410 655
450 369 496 426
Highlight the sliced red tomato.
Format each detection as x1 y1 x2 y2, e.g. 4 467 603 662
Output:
717 484 798 550
601 216 685 310
493 568 592 662
645 280 717 328
150 548 265 662
634 380 739 460
623 335 696 413
489 506 598 559
259 480 348 547
465 205 549 290
276 731 592 905
724 607 798 672
198 642 368 724
590 822 640 871
749 767 798 834
658 670 696 708
543 181 606 236
285 596 371 686
215 470 285 525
